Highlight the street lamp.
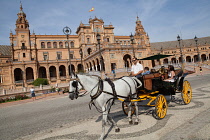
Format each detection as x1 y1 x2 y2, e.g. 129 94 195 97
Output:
96 33 103 72
194 35 200 63
177 35 184 70
63 26 72 78
130 33 135 58
79 48 83 72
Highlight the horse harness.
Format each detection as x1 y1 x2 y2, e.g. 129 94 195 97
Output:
73 76 139 113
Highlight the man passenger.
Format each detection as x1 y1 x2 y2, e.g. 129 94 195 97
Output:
131 57 143 79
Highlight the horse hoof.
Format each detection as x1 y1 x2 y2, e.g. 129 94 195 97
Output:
134 122 138 125
115 128 120 132
129 121 133 125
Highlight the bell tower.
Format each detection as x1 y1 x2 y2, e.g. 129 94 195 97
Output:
134 16 150 47
12 2 32 61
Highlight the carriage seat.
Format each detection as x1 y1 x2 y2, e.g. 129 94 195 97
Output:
142 73 160 90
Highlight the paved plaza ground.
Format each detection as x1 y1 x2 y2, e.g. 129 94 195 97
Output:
1 68 210 140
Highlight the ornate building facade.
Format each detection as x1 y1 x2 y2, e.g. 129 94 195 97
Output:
0 4 210 90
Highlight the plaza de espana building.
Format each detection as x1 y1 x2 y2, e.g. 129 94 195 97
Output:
0 4 210 90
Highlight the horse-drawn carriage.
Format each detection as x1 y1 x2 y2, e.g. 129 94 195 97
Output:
121 69 192 119
68 64 192 139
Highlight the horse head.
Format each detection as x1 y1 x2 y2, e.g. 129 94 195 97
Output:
69 79 83 100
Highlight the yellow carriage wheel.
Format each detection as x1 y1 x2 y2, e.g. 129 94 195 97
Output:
122 101 135 116
154 94 168 120
181 80 192 105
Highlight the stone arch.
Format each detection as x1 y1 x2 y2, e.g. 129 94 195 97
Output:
69 64 75 74
96 58 100 71
14 68 23 81
77 64 83 72
26 67 34 80
163 58 168 64
38 67 47 78
49 66 57 78
194 55 198 62
171 58 177 64
92 60 96 71
186 56 191 62
201 54 206 62
59 65 66 76
89 62 93 71
123 54 132 68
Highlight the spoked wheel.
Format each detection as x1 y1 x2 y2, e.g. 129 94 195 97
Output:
181 80 192 105
153 94 168 120
122 101 136 116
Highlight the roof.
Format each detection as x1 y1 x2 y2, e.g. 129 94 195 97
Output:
150 36 210 51
0 45 11 56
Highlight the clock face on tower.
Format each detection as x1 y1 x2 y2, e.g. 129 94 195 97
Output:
21 35 24 38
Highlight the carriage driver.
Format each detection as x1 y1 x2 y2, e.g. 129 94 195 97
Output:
131 57 144 79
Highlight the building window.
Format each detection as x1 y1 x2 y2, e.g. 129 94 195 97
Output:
57 52 62 60
23 53 26 58
110 53 115 59
0 75 2 83
87 38 90 43
59 42 63 48
41 42 45 48
70 42 74 48
43 52 48 60
21 43 26 49
47 42 51 48
87 48 92 55
70 54 73 59
65 42 68 48
107 38 110 42
53 42 57 48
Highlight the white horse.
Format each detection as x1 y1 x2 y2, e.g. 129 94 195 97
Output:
69 74 142 140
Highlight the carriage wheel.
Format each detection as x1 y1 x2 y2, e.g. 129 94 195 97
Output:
181 80 192 105
153 94 168 120
122 101 135 116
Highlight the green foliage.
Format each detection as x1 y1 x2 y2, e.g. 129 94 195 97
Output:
32 78 49 86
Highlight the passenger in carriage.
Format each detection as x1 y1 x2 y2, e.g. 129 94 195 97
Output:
164 65 175 82
131 57 144 79
142 67 151 76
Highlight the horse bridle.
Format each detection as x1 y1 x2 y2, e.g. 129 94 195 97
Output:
70 75 103 100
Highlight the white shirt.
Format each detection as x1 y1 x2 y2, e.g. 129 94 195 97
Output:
131 63 143 75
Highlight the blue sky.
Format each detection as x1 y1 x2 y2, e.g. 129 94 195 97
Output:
0 0 210 45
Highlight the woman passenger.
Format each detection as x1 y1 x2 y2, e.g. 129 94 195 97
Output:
164 65 175 82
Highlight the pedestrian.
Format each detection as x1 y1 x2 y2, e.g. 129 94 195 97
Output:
200 67 203 75
30 87 36 101
112 68 116 78
56 87 60 95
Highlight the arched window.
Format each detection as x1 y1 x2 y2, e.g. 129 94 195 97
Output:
41 42 45 48
53 42 57 48
59 42 63 48
87 48 92 55
70 42 74 48
65 42 68 48
47 42 51 48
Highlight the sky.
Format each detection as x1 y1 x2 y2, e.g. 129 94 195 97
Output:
0 0 210 45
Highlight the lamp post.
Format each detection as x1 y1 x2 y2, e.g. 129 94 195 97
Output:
130 33 135 58
194 35 200 63
96 33 103 72
79 48 83 72
177 35 184 70
63 26 72 78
